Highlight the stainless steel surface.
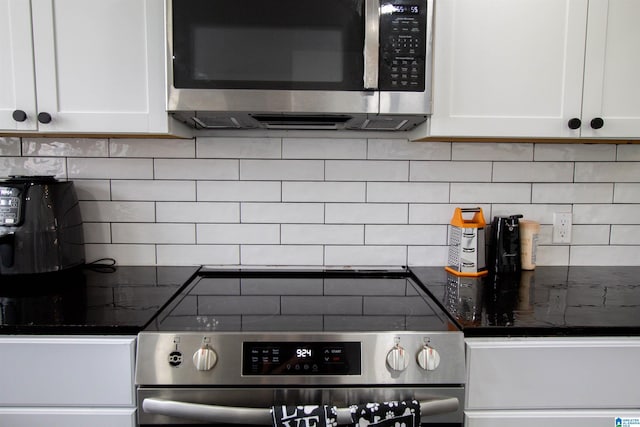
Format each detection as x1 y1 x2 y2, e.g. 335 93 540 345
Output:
364 0 381 90
138 387 464 425
141 396 459 425
165 0 432 131
135 331 465 386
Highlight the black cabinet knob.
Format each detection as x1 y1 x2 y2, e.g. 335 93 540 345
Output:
12 110 27 122
590 117 604 129
37 112 52 124
567 118 582 129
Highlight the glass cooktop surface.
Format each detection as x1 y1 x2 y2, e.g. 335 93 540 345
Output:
144 268 457 333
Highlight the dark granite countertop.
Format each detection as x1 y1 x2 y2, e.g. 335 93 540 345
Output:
0 265 199 335
411 266 640 337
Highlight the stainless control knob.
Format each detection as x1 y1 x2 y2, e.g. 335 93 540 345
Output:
386 344 410 371
417 345 440 371
193 346 217 371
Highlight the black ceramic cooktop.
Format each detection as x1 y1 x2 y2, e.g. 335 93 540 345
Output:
412 266 640 337
144 267 455 333
0 265 199 334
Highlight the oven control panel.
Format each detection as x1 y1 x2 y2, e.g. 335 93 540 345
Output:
135 332 465 386
243 341 361 375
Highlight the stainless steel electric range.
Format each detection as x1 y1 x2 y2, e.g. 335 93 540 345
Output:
135 267 466 426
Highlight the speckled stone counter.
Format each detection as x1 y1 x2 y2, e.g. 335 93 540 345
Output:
0 265 199 334
411 266 640 337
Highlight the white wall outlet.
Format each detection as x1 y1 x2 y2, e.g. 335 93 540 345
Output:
552 212 572 244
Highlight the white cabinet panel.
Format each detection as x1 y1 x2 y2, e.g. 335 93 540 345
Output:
581 0 640 138
430 0 587 138
0 408 135 427
465 337 640 410
1 0 183 135
0 336 135 406
430 0 640 139
0 0 37 131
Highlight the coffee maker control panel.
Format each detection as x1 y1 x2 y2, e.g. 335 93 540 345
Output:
0 186 22 226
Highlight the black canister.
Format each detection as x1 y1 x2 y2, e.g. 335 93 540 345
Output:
488 215 523 274
0 176 85 275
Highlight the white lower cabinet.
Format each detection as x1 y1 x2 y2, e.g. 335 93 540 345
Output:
465 337 640 425
0 336 136 427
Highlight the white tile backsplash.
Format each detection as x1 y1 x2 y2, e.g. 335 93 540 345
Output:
23 137 108 157
532 183 613 203
156 202 239 222
6 137 640 266
109 138 195 158
240 159 324 180
0 137 20 156
154 159 238 180
451 183 532 203
492 162 574 182
241 202 324 223
281 224 364 244
325 203 408 224
283 181 366 202
452 142 533 161
367 139 451 160
367 182 449 203
111 180 196 201
112 223 195 244
325 160 408 181
197 224 280 244
68 158 152 179
1 157 66 177
410 161 492 182
535 144 616 161
197 181 281 202
282 138 366 159
197 137 281 158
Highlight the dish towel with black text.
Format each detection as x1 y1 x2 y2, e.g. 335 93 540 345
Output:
349 400 421 427
271 405 337 427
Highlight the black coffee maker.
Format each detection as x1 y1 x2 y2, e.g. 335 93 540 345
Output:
0 176 85 275
488 214 523 274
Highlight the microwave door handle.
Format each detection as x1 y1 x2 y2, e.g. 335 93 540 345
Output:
363 0 380 89
142 397 459 425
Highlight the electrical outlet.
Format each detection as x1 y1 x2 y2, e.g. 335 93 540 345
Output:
553 212 572 244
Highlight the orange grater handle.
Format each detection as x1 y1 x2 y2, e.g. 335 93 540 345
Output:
450 207 486 228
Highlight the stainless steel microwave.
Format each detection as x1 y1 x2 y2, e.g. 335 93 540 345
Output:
167 0 434 131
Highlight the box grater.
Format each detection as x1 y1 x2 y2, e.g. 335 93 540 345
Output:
445 207 488 277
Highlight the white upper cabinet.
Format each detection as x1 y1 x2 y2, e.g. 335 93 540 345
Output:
0 0 183 135
429 0 640 139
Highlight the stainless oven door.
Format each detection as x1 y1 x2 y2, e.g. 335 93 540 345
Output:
138 387 464 425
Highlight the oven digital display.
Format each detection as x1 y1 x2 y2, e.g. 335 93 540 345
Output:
242 342 361 375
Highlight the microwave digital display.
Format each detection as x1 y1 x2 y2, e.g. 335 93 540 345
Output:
390 4 419 14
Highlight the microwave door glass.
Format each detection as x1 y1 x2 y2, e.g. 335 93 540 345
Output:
171 0 365 90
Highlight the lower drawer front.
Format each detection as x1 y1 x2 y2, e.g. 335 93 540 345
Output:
466 410 640 427
0 408 136 427
466 337 640 410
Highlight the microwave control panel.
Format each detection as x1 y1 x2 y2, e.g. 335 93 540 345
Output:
379 1 427 91
0 186 22 226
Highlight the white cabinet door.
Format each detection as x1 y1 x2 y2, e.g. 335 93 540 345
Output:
430 0 588 138
0 0 37 131
580 0 640 138
30 0 168 134
0 336 136 406
465 337 640 410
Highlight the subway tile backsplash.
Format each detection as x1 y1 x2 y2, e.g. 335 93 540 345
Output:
3 136 640 267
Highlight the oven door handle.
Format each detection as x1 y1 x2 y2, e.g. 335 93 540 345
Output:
142 396 459 425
